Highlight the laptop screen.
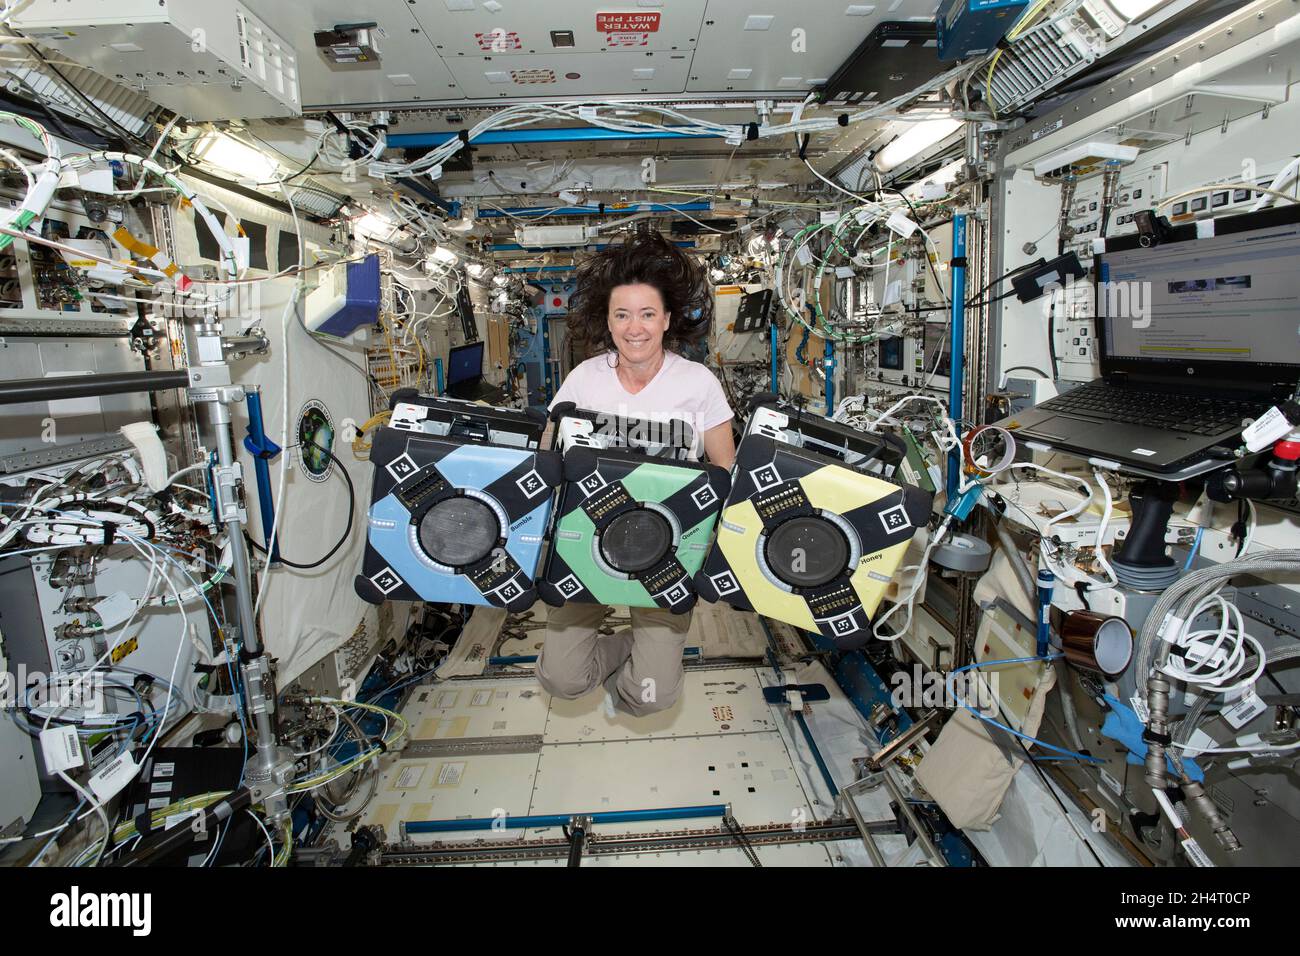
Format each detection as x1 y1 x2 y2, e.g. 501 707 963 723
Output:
447 342 484 385
1098 211 1300 372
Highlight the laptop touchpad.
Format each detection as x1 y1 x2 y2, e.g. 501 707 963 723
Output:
1026 415 1103 442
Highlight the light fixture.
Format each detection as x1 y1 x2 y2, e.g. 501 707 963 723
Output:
430 246 459 265
1106 0 1165 21
904 158 966 201
466 262 488 278
194 131 281 183
876 118 963 172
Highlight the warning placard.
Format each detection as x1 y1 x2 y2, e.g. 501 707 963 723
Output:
596 11 661 32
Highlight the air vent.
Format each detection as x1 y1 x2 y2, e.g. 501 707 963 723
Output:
830 147 876 193
288 179 349 218
982 5 1121 115
3 56 161 139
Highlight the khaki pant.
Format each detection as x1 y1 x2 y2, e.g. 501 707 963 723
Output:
537 603 691 717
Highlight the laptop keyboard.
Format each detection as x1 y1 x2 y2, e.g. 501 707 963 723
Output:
1036 383 1265 436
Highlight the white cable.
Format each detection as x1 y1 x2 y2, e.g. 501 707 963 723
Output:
36 538 164 865
1090 468 1118 589
1172 736 1300 755
874 514 953 641
255 172 308 617
0 112 63 246
246 808 276 865
861 394 961 454
999 462 1118 589
125 115 180 200
0 144 34 187
803 157 873 206
68 151 240 282
1151 786 1187 834
1159 594 1265 694
165 462 207 487
1251 157 1300 212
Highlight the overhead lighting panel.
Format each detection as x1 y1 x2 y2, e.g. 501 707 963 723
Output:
515 225 598 247
877 118 964 172
194 132 280 183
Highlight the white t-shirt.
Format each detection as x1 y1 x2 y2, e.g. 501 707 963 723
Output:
549 350 734 459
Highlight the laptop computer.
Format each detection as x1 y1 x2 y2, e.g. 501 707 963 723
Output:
998 205 1300 480
445 341 506 403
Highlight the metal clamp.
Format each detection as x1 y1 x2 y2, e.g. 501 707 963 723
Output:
210 461 248 526
241 655 276 718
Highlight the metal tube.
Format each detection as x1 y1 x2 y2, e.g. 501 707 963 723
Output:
769 322 779 393
946 214 968 499
491 240 697 252
207 398 283 813
880 772 948 867
502 265 575 274
0 369 190 405
212 414 261 656
404 803 729 834
794 711 841 798
387 126 720 148
479 202 712 218
837 787 889 867
488 647 701 667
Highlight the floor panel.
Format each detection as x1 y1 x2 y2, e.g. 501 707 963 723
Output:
353 646 879 865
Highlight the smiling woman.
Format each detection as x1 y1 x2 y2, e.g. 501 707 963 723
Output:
538 231 737 719
550 232 735 468
565 231 714 360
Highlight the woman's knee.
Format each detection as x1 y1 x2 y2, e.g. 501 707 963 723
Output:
536 655 597 699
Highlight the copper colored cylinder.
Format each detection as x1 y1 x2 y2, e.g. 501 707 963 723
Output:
1060 610 1133 675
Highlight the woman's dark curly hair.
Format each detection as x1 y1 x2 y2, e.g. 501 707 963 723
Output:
566 231 713 360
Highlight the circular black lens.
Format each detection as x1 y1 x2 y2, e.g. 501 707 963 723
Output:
600 508 672 573
764 516 849 588
418 497 499 567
